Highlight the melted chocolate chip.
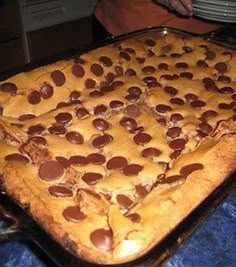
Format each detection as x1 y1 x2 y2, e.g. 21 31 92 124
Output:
182 46 193 53
5 153 29 164
123 164 143 176
169 138 187 151
133 132 152 145
202 77 218 91
161 44 172 54
156 104 172 113
158 63 169 70
51 70 66 86
128 86 142 96
56 156 71 168
142 66 155 74
85 79 96 89
180 72 193 80
66 131 84 144
63 206 86 222
201 110 218 121
145 39 156 46
90 229 113 251
125 94 139 103
38 160 64 181
94 105 107 116
0 82 17 94
184 93 198 102
191 100 206 108
159 175 184 184
27 124 45 136
170 97 185 105
117 194 133 209
70 91 81 102
180 163 204 177
142 147 161 158
218 86 234 94
135 185 148 198
87 153 106 165
166 127 181 138
90 90 103 98
125 69 137 76
70 155 89 165
205 50 216 60
49 185 73 197
124 104 141 118
99 56 113 67
170 113 184 122
93 118 110 131
48 124 66 135
214 62 227 74
110 100 124 108
28 90 41 105
156 117 166 126
107 156 128 170
164 86 178 96
119 51 131 61
126 213 141 223
28 136 47 145
55 112 72 125
76 108 89 119
72 64 85 77
91 134 113 148
197 60 208 68
82 172 103 185
198 122 213 135
40 84 54 99
18 114 36 121
120 117 137 131
90 63 104 76
176 62 188 69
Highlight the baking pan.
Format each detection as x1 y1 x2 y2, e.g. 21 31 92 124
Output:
0 25 236 266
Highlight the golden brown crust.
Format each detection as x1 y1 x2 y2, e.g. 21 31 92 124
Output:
0 31 236 264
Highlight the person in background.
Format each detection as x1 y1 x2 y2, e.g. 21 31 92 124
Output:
93 0 223 40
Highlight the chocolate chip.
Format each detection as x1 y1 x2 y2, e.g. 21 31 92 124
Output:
170 53 181 58
142 147 161 159
85 79 96 89
175 62 188 68
70 155 89 165
136 57 145 64
180 72 193 79
120 117 138 131
51 70 66 86
82 172 103 185
90 63 104 76
94 104 107 116
63 206 86 222
170 150 181 159
169 138 187 151
142 66 155 74
49 185 73 197
72 64 85 77
38 160 64 180
48 124 66 135
232 94 236 101
117 194 133 209
74 57 86 64
133 132 152 145
182 46 193 53
90 90 103 98
76 108 89 119
119 51 131 61
28 90 41 105
100 85 114 94
124 104 141 118
205 50 216 60
126 213 141 223
27 124 45 135
191 100 206 108
55 112 72 125
125 47 135 54
196 60 208 68
107 156 128 170
164 86 178 96
125 94 139 103
184 93 198 102
28 136 47 145
166 127 181 138
135 185 148 198
180 163 204 177
66 131 83 144
93 118 110 131
110 100 124 109
87 153 106 165
125 69 137 76
91 134 113 148
5 153 29 164
0 105 3 115
156 104 172 113
214 62 227 74
99 56 113 67
90 228 113 251
56 102 69 109
170 113 184 122
145 39 156 46
201 110 218 121
40 84 53 99
217 75 231 83
143 76 161 87
218 102 233 110
158 175 184 184
123 164 143 176
218 86 234 94
198 122 213 135
170 97 185 105
70 91 81 102
0 82 17 94
202 77 218 91
56 156 71 168
158 63 169 70
129 126 144 134
156 117 166 126
161 44 172 54
18 114 36 121
115 66 124 76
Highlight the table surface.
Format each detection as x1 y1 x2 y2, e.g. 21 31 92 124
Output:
0 190 235 267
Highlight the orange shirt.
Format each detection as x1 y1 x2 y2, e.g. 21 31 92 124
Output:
95 0 223 36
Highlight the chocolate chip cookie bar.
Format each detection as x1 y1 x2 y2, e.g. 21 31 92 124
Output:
0 31 236 264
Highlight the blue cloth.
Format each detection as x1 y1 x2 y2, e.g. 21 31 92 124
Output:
0 191 236 267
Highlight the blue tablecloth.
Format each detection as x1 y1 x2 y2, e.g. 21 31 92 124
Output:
0 191 235 267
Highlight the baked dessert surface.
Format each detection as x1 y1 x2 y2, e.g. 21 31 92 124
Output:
0 31 236 264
